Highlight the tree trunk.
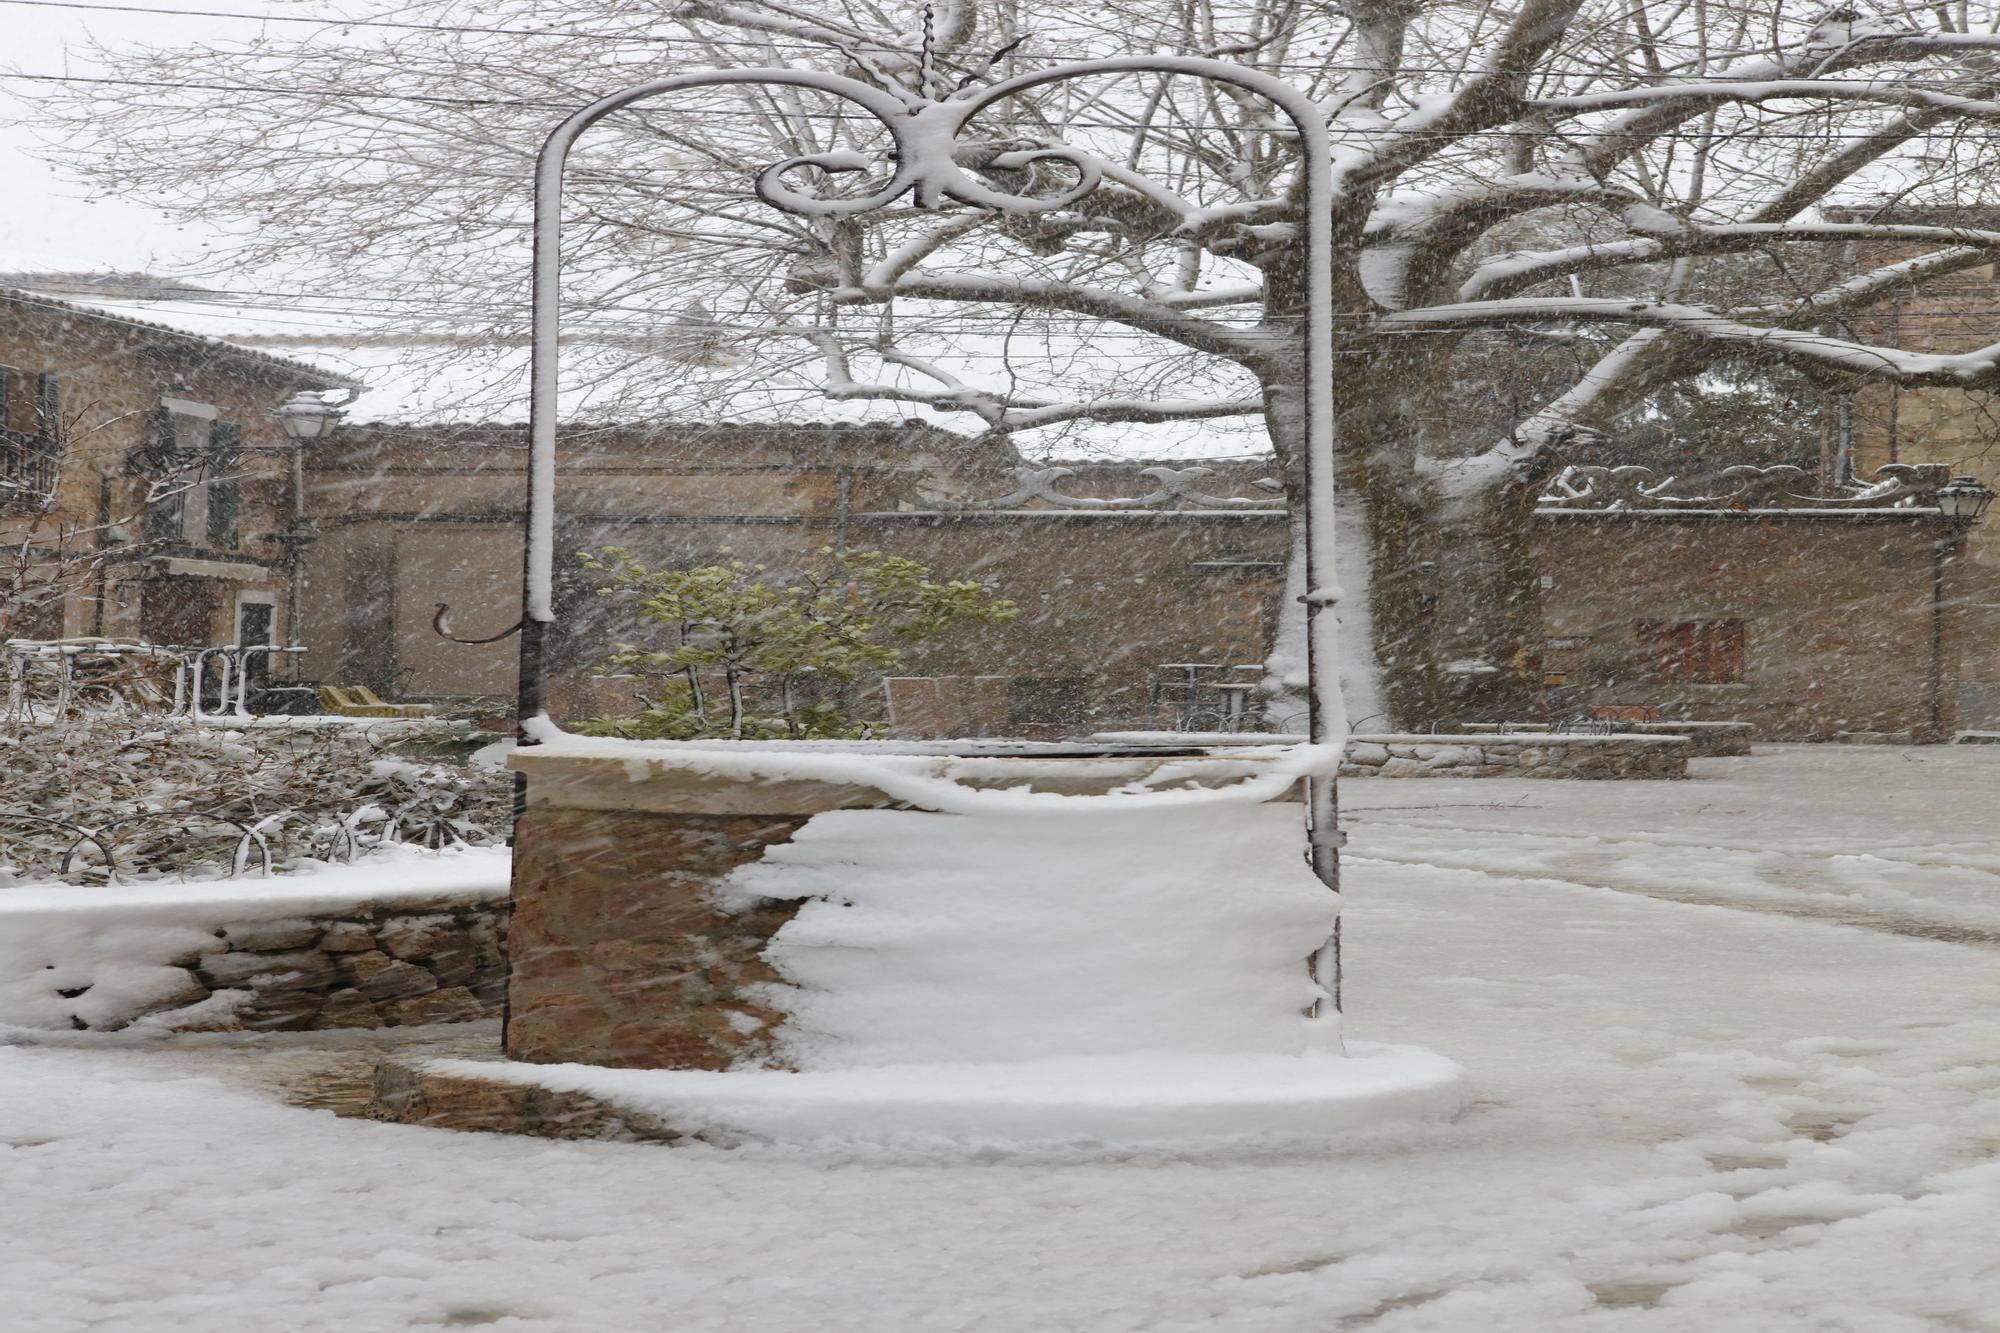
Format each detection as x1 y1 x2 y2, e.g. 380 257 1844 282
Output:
1263 355 1555 734
1428 472 1551 724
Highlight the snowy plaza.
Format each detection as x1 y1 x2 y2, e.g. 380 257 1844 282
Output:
16 0 2000 1327
7 745 2000 1331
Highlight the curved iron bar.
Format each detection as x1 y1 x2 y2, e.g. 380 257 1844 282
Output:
517 57 1343 1017
80 809 274 882
433 602 525 645
939 464 1289 512
249 809 361 866
387 794 496 850
1541 461 1953 511
0 813 118 884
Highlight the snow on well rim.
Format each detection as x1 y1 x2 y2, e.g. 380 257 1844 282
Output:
515 720 1343 816
427 1044 1466 1153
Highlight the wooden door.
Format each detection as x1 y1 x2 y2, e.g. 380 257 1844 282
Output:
141 577 218 648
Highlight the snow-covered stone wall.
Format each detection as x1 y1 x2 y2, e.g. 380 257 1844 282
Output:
0 851 510 1033
1341 734 1688 780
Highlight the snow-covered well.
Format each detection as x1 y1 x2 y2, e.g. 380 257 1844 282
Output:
496 738 1462 1146
726 801 1334 1068
505 739 1347 1066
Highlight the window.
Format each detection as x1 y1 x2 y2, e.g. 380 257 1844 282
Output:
144 402 241 548
1637 620 1746 685
0 368 60 514
1008 675 1089 727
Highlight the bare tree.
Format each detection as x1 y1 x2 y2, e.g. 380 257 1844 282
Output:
1 402 206 644
35 1 2000 723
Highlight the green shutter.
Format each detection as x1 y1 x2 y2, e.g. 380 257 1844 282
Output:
207 421 241 547
146 407 184 542
33 373 59 452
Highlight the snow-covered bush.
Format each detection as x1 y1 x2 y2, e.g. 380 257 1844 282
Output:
0 719 510 883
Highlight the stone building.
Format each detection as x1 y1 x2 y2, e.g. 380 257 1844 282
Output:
1824 207 2000 728
0 286 351 651
1534 466 1975 740
294 421 1984 741
297 422 1288 735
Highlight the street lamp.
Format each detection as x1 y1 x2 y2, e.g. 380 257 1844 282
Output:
271 391 346 687
1936 475 1996 525
274 391 345 443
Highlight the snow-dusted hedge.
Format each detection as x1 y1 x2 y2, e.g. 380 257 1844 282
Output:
0 719 511 883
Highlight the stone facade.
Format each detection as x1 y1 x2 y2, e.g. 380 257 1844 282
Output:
1340 734 1688 780
0 288 350 647
1535 512 1965 739
14 896 507 1033
298 424 1287 734
297 423 1985 741
1827 209 2000 729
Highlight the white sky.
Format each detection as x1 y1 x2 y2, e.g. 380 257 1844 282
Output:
0 7 1270 451
0 3 308 271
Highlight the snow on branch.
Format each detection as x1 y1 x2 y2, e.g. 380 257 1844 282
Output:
808 329 1260 434
1384 298 2000 388
1461 224 2000 302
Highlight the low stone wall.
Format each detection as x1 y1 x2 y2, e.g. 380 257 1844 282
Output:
0 861 512 1034
176 903 510 1033
1341 733 1688 780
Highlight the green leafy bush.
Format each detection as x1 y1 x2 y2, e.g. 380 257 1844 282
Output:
574 547 1017 740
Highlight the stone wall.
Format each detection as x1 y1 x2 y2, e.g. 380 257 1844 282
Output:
5 895 508 1034
1535 513 1960 739
1341 734 1688 780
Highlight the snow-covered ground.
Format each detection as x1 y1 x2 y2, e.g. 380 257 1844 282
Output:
8 745 2000 1330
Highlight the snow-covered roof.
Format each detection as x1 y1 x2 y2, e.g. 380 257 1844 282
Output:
0 272 1273 458
0 284 357 390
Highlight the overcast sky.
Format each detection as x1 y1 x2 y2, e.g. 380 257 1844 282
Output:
0 1 307 273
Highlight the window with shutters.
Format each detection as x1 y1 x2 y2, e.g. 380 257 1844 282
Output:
0 368 60 515
1636 620 1746 685
143 400 241 548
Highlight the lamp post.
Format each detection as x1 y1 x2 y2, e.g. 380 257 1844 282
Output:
272 391 346 679
1929 475 1994 741
1936 475 1997 527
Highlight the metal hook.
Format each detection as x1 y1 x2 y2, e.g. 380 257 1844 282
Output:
432 603 524 645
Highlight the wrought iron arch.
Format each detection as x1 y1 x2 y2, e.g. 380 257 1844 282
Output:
511 55 1346 980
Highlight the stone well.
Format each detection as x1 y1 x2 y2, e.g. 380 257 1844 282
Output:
359 740 1472 1149
503 740 1333 1071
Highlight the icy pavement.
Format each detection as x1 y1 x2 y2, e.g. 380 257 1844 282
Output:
7 745 2000 1330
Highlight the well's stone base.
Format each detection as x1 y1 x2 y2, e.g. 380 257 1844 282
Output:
362 1046 1468 1151
507 806 808 1069
369 1059 682 1141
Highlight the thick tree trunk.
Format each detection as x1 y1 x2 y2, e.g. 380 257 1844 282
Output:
1265 355 1554 734
1429 472 1551 724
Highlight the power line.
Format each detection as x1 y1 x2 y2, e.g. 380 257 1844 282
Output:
0 0 681 41
12 66 2000 144
9 0 2000 82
